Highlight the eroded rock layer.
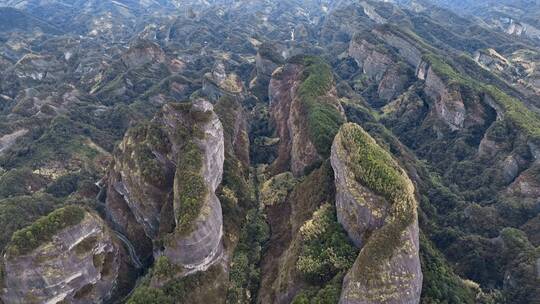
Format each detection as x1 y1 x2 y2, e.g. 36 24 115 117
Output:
269 56 344 176
1 207 129 304
104 99 225 274
331 123 422 304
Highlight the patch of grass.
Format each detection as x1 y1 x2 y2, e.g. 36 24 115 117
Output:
341 123 410 203
7 205 86 256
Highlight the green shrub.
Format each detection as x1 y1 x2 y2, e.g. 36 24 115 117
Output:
0 168 44 197
7 205 86 256
291 274 344 304
127 287 173 304
174 141 207 235
297 56 345 158
0 194 60 251
45 173 80 197
135 144 165 185
420 234 476 304
153 256 183 280
227 209 269 303
297 203 358 283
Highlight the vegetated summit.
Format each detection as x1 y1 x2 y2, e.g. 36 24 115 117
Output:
0 0 539 303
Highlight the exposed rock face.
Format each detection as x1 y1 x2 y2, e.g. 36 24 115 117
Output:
348 33 412 103
359 1 386 24
214 95 250 169
506 163 540 200
202 61 245 102
163 100 225 273
269 60 343 176
474 48 510 73
269 63 320 176
331 123 422 304
417 61 466 130
121 40 166 69
474 48 540 96
375 27 423 68
348 36 393 83
256 43 283 79
104 99 225 273
0 129 27 155
164 188 224 274
1 209 128 304
377 64 411 102
494 18 540 41
252 43 284 101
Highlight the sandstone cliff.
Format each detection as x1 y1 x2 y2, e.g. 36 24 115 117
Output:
331 123 422 304
348 33 412 104
1 206 130 304
202 61 245 103
251 42 284 102
416 60 466 131
258 163 348 304
104 99 225 275
269 56 344 176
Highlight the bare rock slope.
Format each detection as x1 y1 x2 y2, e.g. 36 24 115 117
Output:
1 206 129 304
104 99 225 275
331 123 422 304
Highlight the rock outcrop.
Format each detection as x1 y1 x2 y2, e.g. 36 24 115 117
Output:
1 206 130 304
331 123 422 304
256 43 283 80
269 56 344 176
202 61 245 103
416 60 466 130
258 163 340 304
374 26 423 68
348 33 412 103
121 39 166 69
104 99 225 274
0 129 28 155
251 42 284 101
348 34 394 83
